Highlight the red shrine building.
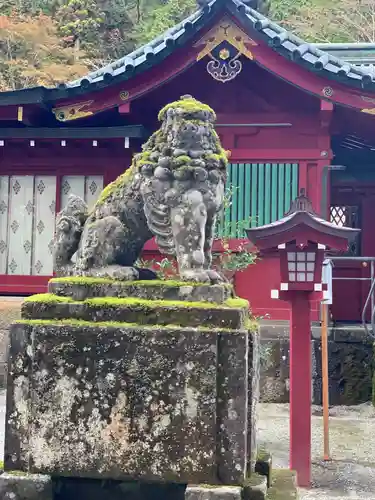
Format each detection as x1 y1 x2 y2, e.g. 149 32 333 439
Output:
0 0 375 323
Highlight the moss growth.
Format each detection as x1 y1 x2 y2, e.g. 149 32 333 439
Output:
49 276 233 289
23 293 248 310
174 155 191 166
137 159 157 167
158 97 216 121
93 144 156 207
242 473 265 487
267 469 298 500
0 460 30 476
257 445 270 462
15 318 245 334
206 149 229 167
244 317 258 331
95 165 135 206
24 293 70 304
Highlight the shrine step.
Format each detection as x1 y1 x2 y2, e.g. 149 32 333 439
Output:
21 294 249 329
48 278 233 304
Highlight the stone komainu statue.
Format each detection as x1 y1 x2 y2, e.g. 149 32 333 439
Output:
54 96 227 283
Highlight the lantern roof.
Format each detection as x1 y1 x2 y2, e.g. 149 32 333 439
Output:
246 193 361 252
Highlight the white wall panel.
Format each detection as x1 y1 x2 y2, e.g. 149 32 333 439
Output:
0 176 9 274
32 176 57 276
7 176 34 275
0 174 104 276
85 175 103 210
61 175 85 210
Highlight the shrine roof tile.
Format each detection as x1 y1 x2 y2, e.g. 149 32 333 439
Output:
2 0 375 106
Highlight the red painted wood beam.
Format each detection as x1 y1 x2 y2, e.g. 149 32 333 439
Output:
0 275 49 295
0 105 32 124
217 112 297 125
118 102 131 114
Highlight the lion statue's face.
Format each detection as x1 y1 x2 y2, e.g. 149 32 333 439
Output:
137 96 227 212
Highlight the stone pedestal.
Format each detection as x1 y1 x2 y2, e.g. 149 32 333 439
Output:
5 277 259 487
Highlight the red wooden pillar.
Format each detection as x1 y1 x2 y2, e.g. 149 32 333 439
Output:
289 291 312 487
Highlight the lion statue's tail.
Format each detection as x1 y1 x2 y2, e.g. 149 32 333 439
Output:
53 194 88 274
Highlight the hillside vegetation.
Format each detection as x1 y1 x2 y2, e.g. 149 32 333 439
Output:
0 0 373 90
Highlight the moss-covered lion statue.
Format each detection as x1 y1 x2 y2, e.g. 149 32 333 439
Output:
54 95 228 283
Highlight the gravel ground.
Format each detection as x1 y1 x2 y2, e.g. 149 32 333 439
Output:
0 392 374 498
259 403 375 499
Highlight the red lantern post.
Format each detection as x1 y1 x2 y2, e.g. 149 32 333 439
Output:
247 193 360 488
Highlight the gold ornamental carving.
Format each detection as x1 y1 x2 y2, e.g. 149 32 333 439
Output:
194 17 257 83
119 90 130 101
52 100 94 122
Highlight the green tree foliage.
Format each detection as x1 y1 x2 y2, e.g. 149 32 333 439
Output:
56 0 104 53
134 0 196 44
271 0 375 43
95 0 139 60
0 13 90 90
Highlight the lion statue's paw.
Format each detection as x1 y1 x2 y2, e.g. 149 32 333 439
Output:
180 269 226 284
77 265 140 281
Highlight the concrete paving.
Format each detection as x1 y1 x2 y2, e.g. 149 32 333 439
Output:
259 403 375 499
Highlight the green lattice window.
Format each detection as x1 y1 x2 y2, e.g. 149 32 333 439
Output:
217 163 299 238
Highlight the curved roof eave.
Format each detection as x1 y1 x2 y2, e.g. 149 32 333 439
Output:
230 2 375 90
2 0 375 107
0 0 218 106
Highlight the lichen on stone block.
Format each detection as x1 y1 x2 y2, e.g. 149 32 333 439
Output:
5 320 258 485
185 485 242 500
48 277 234 304
0 472 52 500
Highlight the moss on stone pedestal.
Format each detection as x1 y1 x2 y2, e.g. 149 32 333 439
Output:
158 97 216 121
21 293 251 329
255 446 272 488
49 277 225 288
267 470 298 500
23 293 248 310
48 277 234 304
242 473 267 500
15 318 250 334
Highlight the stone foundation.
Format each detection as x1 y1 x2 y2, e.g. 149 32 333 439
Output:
0 467 298 500
0 472 52 500
5 278 259 486
259 321 374 405
0 299 22 389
